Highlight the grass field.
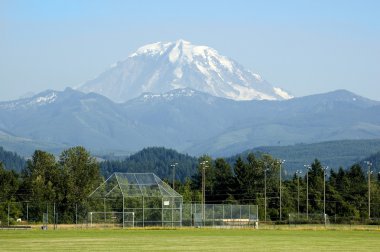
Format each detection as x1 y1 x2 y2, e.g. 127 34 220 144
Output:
1 227 380 251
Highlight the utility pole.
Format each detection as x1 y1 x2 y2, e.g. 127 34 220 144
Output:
365 161 373 220
200 160 209 225
323 166 328 226
278 160 285 222
171 163 178 190
304 164 311 221
296 170 302 220
264 167 269 222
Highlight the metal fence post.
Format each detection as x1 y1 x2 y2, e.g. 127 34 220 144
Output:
161 198 164 227
213 204 215 227
180 201 183 227
142 196 145 228
240 205 242 227
190 203 193 227
103 198 106 227
8 203 10 226
223 204 225 226
53 203 56 230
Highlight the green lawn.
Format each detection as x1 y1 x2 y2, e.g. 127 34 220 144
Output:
1 228 380 251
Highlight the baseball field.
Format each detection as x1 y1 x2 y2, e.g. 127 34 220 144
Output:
1 226 380 251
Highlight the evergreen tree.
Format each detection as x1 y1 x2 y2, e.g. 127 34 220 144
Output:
0 163 20 201
233 156 247 202
344 164 367 218
213 158 234 203
0 163 21 223
327 168 355 219
307 159 324 215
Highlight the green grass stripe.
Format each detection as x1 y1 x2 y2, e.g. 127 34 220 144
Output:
1 228 380 251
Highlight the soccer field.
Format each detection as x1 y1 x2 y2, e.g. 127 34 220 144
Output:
1 228 380 251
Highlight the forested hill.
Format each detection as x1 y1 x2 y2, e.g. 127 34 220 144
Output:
360 151 380 174
229 139 380 175
0 146 26 172
100 147 198 181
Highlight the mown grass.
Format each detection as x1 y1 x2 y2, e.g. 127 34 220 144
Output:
1 227 380 251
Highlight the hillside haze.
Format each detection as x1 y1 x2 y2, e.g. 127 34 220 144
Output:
0 87 379 157
79 40 292 102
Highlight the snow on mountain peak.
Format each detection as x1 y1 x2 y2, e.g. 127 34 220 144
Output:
0 91 58 110
139 88 197 102
79 40 293 102
129 42 171 57
32 92 57 105
129 40 234 72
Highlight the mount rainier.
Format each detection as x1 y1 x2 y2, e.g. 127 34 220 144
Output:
79 40 292 102
2 40 380 157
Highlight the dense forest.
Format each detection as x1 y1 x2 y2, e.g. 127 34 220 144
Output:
241 139 380 175
0 147 26 172
99 140 380 179
175 154 380 223
1 146 380 224
100 147 198 180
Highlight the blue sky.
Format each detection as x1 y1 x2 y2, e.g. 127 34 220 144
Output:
1 0 379 101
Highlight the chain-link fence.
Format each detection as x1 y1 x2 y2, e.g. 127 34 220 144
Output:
182 203 259 228
0 201 89 228
3 200 379 229
291 214 380 225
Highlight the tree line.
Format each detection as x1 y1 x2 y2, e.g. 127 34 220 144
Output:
175 154 380 222
1 146 379 224
0 146 102 224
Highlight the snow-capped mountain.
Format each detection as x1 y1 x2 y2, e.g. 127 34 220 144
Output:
79 40 292 102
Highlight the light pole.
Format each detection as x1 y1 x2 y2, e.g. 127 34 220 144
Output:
365 161 373 220
264 167 269 222
200 160 209 225
296 170 302 220
304 164 311 220
323 166 328 226
171 163 178 190
278 160 285 222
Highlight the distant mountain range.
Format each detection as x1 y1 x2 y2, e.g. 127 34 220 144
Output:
0 87 379 157
1 40 380 157
79 40 292 102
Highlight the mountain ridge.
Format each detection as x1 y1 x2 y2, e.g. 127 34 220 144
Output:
0 88 379 157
